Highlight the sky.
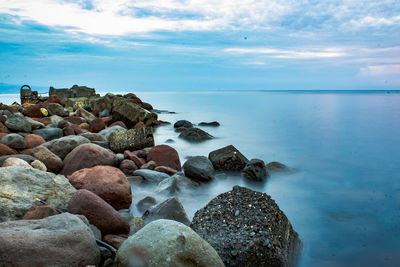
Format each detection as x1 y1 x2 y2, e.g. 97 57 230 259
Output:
0 0 399 92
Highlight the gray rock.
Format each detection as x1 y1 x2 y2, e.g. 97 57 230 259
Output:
25 116 45 129
183 156 214 182
133 169 170 184
0 213 100 267
47 103 65 116
199 121 220 127
5 113 32 133
50 114 65 125
0 167 76 222
266 161 289 172
209 145 248 171
100 109 110 117
156 173 200 195
142 197 190 226
91 96 112 113
173 120 193 128
92 140 109 148
243 158 268 182
112 97 157 128
137 196 157 213
109 127 154 153
98 125 125 140
191 186 302 267
89 224 102 240
179 127 213 142
1 133 26 149
33 127 63 141
80 132 107 142
114 219 224 267
42 135 91 159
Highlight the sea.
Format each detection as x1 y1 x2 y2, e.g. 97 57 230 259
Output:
1 90 400 267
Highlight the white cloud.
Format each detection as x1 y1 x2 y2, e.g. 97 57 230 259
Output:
360 64 400 76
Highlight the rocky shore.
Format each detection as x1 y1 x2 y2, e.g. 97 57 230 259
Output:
0 85 301 267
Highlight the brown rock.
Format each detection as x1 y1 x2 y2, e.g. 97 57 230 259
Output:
61 144 118 176
31 117 51 125
0 122 8 133
20 148 33 155
154 166 177 175
133 147 151 159
134 121 145 129
23 103 45 118
25 134 46 149
68 166 132 210
103 234 127 249
109 121 127 129
63 125 75 136
31 146 63 172
89 118 106 133
119 159 138 175
147 145 181 171
64 116 83 125
0 143 17 156
71 124 83 135
77 107 96 123
22 205 59 220
68 189 130 235
0 132 8 139
58 120 70 129
140 160 157 170
124 150 145 167
0 114 6 123
47 94 60 104
101 116 112 126
80 123 89 130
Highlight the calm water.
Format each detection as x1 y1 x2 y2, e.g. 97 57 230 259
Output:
1 91 400 266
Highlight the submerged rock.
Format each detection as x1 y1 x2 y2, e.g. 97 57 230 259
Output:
133 169 170 183
199 121 220 127
142 197 191 226
173 120 193 129
243 158 268 181
179 127 213 142
209 145 248 171
183 156 214 182
266 161 290 172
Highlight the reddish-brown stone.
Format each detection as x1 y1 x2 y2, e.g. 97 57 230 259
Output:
68 189 130 235
22 205 60 220
58 120 70 129
119 159 138 175
71 124 82 135
89 118 106 133
147 145 181 171
133 147 152 159
154 166 177 175
68 166 132 210
80 123 89 130
0 143 17 156
31 117 52 125
47 94 60 104
0 122 7 133
0 114 6 123
20 148 33 155
125 93 143 106
0 132 8 140
63 126 75 136
124 150 145 167
103 234 127 249
109 121 127 129
23 103 46 118
101 116 112 126
140 160 157 170
25 134 46 149
64 116 83 125
134 121 145 129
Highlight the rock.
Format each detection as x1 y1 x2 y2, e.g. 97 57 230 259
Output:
183 156 214 182
103 234 127 249
0 167 76 222
140 160 157 170
80 132 107 142
154 166 177 175
134 168 170 183
47 103 65 116
165 138 174 143
243 159 268 181
20 148 32 155
5 113 32 132
208 145 248 171
64 116 83 125
33 127 63 141
99 109 110 117
90 224 102 240
142 102 153 111
61 143 118 176
30 159 47 171
114 219 224 267
1 133 26 149
70 84 96 98
68 166 132 210
124 93 143 106
0 122 8 133
175 126 187 133
124 150 145 167
50 114 65 125
179 127 213 142
98 125 125 140
22 103 45 118
0 114 6 123
42 135 90 159
77 107 96 123
2 157 31 168
89 117 106 133
109 121 127 129
92 140 109 148
63 125 75 135
0 143 16 156
0 154 36 166
109 127 154 153
91 96 112 112
142 197 190 226
112 97 157 128
147 145 181 171
68 189 130 235
25 116 45 130
25 134 46 149
133 147 152 158
173 120 193 128
191 186 302 267
137 196 157 213
199 121 220 127
266 161 289 172
0 213 100 266
22 205 59 220
65 97 91 110
119 159 138 175
32 146 64 173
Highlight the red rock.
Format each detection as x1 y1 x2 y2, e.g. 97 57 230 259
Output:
147 145 181 171
58 120 70 129
0 114 6 123
124 150 145 167
101 116 112 126
0 143 17 156
0 122 8 133
89 118 106 133
63 126 75 136
134 121 145 129
68 189 130 235
64 116 83 125
109 121 127 129
31 117 51 125
22 205 59 220
140 160 157 170
23 103 46 118
20 148 33 155
71 124 82 135
103 234 127 249
25 134 46 149
154 166 177 175
119 159 138 175
61 143 118 176
47 94 60 104
133 147 152 159
68 166 132 210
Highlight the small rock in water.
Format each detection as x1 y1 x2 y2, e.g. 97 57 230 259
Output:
199 121 220 127
179 127 213 142
208 145 248 171
137 196 157 213
142 197 191 226
183 156 214 182
266 161 289 172
173 120 193 128
242 158 268 182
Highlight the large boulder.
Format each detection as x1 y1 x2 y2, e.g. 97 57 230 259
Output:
147 144 181 171
109 127 154 153
42 135 90 159
31 145 64 173
4 113 32 132
142 197 190 226
114 219 224 267
208 145 248 171
60 143 118 176
179 127 213 142
191 186 302 267
33 127 63 141
0 213 100 266
0 167 76 222
112 97 157 128
243 159 268 181
68 189 130 235
183 156 214 182
133 169 170 183
1 133 26 149
68 166 132 210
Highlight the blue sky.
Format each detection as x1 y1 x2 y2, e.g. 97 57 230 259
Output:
0 0 399 92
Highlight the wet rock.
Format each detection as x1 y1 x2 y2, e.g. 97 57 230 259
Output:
61 143 118 176
147 144 181 171
0 143 16 156
199 121 220 127
25 134 46 149
68 166 132 210
112 97 157 128
30 159 47 171
89 117 106 133
137 196 157 213
22 205 59 220
183 156 214 182
266 161 289 172
33 127 63 141
68 189 130 235
109 121 127 129
179 127 213 142
175 127 187 133
2 157 31 168
142 197 190 226
133 169 170 183
173 120 193 128
42 135 90 159
155 173 200 195
5 113 32 133
0 167 76 222
119 159 138 175
1 133 26 149
103 234 127 249
140 160 157 170
243 159 268 181
114 219 224 267
109 127 154 153
47 103 65 116
154 166 177 175
80 132 107 142
191 186 302 267
98 125 125 140
32 145 64 173
0 213 100 266
209 145 248 171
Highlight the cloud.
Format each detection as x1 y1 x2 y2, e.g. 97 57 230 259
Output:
360 64 400 76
